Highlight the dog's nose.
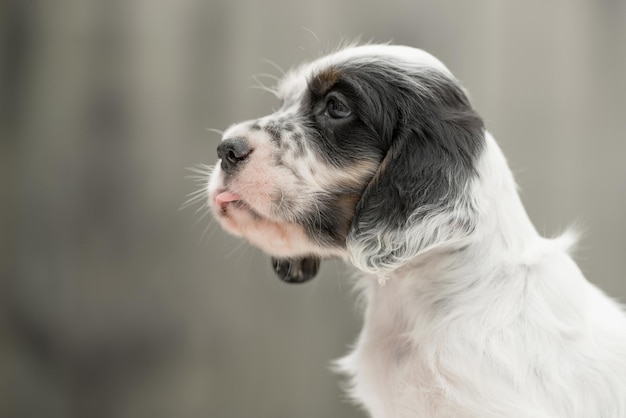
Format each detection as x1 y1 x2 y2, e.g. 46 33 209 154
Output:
217 137 252 173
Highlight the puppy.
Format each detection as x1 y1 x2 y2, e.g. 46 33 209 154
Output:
207 45 626 417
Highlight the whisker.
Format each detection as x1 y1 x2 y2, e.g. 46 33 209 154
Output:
180 187 209 210
184 186 208 196
181 164 213 215
184 175 210 183
262 58 285 76
226 239 248 258
301 26 321 44
206 128 225 136
255 72 281 83
250 84 280 97
186 164 214 174
251 74 280 98
275 188 286 211
194 205 212 223
180 193 206 211
200 218 219 245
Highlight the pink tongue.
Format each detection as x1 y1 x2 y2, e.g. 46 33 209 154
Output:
216 191 241 205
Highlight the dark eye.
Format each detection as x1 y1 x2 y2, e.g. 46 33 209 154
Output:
325 97 351 119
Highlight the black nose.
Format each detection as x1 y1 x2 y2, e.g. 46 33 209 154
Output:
217 137 252 173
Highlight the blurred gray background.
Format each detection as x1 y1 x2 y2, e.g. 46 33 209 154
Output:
2 1 625 417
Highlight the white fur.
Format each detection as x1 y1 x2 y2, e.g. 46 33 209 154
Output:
209 45 626 417
337 132 626 417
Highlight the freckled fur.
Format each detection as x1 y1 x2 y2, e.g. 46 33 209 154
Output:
207 44 626 418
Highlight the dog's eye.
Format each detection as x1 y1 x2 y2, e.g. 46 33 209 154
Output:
325 97 351 119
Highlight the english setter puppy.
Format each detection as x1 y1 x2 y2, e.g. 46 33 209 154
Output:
207 45 626 417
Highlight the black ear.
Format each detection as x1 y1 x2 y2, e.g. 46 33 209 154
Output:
347 79 484 273
271 256 320 284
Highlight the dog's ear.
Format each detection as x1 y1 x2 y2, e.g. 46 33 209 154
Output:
271 256 320 284
347 81 484 274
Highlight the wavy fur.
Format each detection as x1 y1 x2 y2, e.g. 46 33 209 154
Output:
208 45 626 417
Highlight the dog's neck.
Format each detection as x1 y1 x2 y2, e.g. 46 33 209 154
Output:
472 132 542 255
350 133 561 370
372 132 546 298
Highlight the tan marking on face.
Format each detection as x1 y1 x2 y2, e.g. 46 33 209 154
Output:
303 158 380 192
309 66 341 96
333 192 362 238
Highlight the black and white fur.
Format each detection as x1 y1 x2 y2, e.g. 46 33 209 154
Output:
206 45 626 417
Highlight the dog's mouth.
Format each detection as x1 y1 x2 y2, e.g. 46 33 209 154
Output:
215 189 243 212
214 189 262 219
213 189 322 284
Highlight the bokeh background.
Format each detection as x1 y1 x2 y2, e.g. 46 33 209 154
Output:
2 1 625 417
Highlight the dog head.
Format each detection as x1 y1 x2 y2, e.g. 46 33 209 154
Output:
208 45 485 282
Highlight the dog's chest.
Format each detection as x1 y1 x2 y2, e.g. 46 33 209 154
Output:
343 280 460 417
